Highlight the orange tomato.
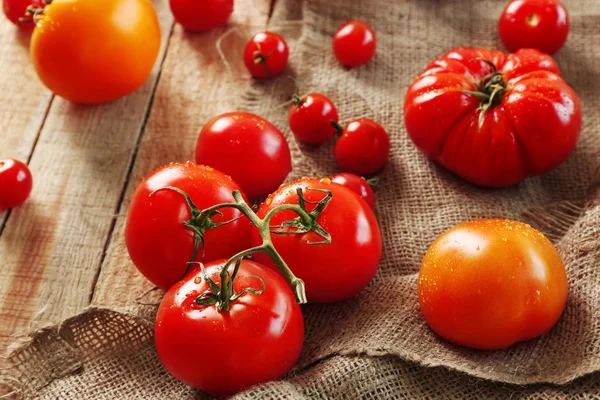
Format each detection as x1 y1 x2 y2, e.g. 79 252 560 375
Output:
30 0 161 104
418 219 568 350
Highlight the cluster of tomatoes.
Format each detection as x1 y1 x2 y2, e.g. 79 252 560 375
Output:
0 0 580 396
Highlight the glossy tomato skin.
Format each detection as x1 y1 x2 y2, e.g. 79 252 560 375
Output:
0 159 32 209
419 219 568 350
333 20 376 67
169 0 232 31
243 31 289 78
331 172 376 208
335 118 390 176
195 112 292 199
3 0 44 27
30 0 161 104
252 178 382 303
499 0 569 55
155 260 304 397
289 93 339 144
404 48 581 187
125 162 251 290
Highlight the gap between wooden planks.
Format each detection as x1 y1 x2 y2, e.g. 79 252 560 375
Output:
0 0 276 362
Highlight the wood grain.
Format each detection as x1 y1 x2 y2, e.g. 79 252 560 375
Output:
0 0 174 355
91 0 273 307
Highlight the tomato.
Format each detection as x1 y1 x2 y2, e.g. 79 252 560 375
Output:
404 47 581 187
195 112 292 199
0 159 32 209
125 162 252 290
419 219 568 350
252 178 381 302
169 0 232 32
155 259 303 396
499 0 569 55
331 173 376 209
334 118 390 176
3 0 44 27
30 0 161 104
332 20 376 67
243 31 289 78
289 93 339 145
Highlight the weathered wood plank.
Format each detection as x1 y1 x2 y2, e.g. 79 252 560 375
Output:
0 0 174 354
92 0 273 307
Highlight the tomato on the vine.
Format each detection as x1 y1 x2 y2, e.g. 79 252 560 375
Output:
0 159 33 209
419 219 568 350
252 178 382 303
499 0 569 55
404 47 581 187
289 92 339 144
125 162 251 290
331 172 377 208
334 118 390 176
333 20 376 67
195 112 292 199
243 31 289 78
155 259 304 397
3 0 44 27
30 0 161 104
169 0 232 32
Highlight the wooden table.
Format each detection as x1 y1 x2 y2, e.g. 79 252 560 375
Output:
0 0 275 361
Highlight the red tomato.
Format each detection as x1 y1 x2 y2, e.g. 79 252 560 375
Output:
333 20 376 67
418 219 568 350
125 162 252 290
169 0 232 32
334 118 390 176
404 47 581 187
243 31 289 78
252 178 381 302
331 173 376 209
2 0 44 27
0 159 33 209
155 259 304 396
499 0 569 55
289 93 339 144
30 0 161 104
195 112 292 199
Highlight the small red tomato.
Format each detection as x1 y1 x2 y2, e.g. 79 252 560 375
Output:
334 118 390 176
169 0 233 32
155 259 304 397
499 0 569 55
243 31 289 78
0 159 32 209
125 162 252 290
2 0 44 27
195 112 292 199
331 173 377 208
289 93 339 144
333 20 376 67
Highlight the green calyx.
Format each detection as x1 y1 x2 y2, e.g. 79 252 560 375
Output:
253 42 273 76
18 0 51 24
462 59 508 128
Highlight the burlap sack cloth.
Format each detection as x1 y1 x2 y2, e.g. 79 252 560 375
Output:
4 0 600 398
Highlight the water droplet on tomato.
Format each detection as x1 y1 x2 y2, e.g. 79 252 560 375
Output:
194 277 201 284
319 177 331 184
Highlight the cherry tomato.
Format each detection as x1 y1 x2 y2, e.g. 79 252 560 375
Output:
0 159 32 209
169 0 232 32
30 0 161 104
499 0 569 55
332 20 376 67
252 178 382 302
331 173 376 209
334 118 390 176
419 219 568 350
155 259 304 397
289 93 339 145
195 112 292 199
404 47 581 187
126 162 252 290
243 31 289 78
2 0 44 27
